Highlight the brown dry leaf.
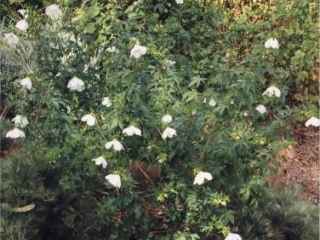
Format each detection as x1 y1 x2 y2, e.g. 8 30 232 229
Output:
277 145 296 160
11 203 36 213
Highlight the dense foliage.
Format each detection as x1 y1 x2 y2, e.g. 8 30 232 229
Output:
0 0 318 239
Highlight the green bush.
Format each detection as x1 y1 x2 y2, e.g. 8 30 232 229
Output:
237 189 319 240
1 0 318 239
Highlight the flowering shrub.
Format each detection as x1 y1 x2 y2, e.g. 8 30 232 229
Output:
1 0 318 239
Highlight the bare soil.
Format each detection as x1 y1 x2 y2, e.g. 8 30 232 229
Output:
268 126 319 203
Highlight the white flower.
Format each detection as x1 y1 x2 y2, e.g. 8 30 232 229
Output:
106 46 118 53
243 111 249 117
209 98 217 107
67 77 85 92
81 114 96 126
263 85 281 98
264 38 279 49
161 114 173 124
6 128 25 139
305 117 320 128
161 127 177 140
89 56 98 66
105 174 121 189
225 233 242 240
45 4 62 20
130 43 147 59
164 59 176 67
3 33 19 48
256 104 267 114
105 139 124 152
61 55 68 64
102 97 112 107
17 9 28 18
83 64 89 73
193 171 213 185
19 77 32 90
15 19 28 32
12 115 29 128
92 156 108 169
122 126 142 136
176 0 184 4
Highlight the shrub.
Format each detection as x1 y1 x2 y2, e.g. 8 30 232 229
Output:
237 189 319 240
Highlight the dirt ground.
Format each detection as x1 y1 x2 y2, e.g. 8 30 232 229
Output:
268 126 319 203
